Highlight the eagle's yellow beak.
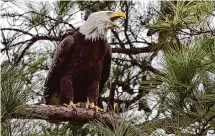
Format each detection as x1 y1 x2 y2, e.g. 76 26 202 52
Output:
109 12 126 28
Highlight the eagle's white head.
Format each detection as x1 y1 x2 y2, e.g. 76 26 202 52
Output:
79 11 126 41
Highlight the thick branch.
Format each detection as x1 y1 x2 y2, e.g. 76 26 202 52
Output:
11 105 118 124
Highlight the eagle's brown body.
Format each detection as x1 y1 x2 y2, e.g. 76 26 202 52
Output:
44 29 111 105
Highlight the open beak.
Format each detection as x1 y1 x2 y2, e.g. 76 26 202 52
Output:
109 12 126 28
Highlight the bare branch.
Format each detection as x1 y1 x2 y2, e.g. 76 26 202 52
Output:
112 46 156 54
1 28 34 36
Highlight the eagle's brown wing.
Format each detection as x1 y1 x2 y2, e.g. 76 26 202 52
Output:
99 44 112 95
44 34 75 105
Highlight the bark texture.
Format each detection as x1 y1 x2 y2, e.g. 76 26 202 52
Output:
12 105 118 124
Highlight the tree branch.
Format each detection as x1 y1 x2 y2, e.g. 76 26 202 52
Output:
112 46 155 54
11 105 119 124
1 28 34 36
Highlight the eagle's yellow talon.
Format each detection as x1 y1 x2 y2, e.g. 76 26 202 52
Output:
63 101 80 108
89 102 103 112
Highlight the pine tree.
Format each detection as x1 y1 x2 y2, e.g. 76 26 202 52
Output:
1 1 215 136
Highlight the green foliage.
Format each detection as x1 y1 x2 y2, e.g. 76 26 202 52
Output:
1 62 39 135
28 57 46 74
163 44 205 89
151 1 215 29
56 1 75 17
170 1 214 25
89 118 144 136
1 62 29 121
77 1 114 12
77 1 115 20
156 36 215 134
148 1 215 50
25 123 92 136
27 2 48 26
199 36 215 73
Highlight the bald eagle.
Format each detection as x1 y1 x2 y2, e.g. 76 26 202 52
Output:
44 11 126 111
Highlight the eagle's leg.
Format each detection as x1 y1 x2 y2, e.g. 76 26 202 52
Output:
88 81 103 112
60 75 80 108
